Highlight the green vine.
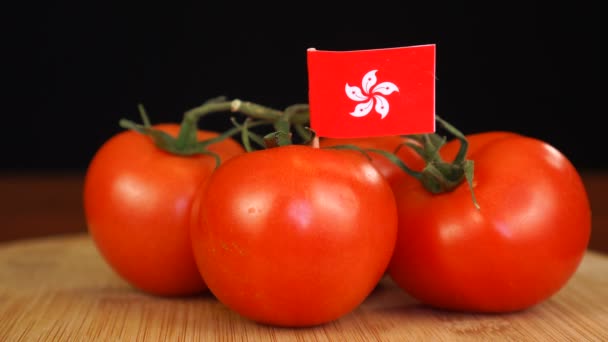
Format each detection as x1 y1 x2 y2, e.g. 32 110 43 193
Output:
120 97 478 208
119 97 312 164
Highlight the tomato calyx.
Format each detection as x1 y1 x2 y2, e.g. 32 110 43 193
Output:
317 116 478 208
406 116 479 209
119 105 216 165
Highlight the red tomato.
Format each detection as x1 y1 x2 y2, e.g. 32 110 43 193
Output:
388 131 592 312
438 131 519 162
84 124 244 296
319 136 426 188
190 145 398 327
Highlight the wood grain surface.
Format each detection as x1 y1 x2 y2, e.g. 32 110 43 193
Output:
0 234 606 341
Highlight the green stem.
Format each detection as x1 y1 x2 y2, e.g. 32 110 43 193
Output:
177 101 235 150
120 97 293 159
263 103 307 148
137 104 151 127
405 115 480 209
184 99 283 123
366 148 423 180
198 118 269 149
294 124 312 142
228 117 267 153
435 115 468 165
177 99 288 151
240 118 254 152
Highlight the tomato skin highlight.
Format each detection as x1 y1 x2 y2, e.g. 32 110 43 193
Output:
191 145 398 327
83 124 244 296
388 132 592 312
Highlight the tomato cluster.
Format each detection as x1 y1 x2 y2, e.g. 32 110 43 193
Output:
83 101 591 328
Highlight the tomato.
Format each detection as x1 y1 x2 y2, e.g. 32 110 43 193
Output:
190 145 398 327
83 124 244 296
319 136 426 188
438 131 519 162
388 131 592 312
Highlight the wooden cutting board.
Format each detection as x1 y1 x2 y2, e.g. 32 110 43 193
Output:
1 234 607 341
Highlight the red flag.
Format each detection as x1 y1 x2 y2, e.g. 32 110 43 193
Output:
306 44 436 138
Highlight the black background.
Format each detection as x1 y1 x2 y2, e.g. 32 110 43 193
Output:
4 3 603 172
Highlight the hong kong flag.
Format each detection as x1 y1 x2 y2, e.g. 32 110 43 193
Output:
306 44 436 138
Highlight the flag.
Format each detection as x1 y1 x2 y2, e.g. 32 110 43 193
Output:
306 44 436 138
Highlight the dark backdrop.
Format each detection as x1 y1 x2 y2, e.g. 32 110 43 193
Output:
4 3 603 172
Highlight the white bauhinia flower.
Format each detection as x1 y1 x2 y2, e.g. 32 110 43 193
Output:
345 70 399 119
